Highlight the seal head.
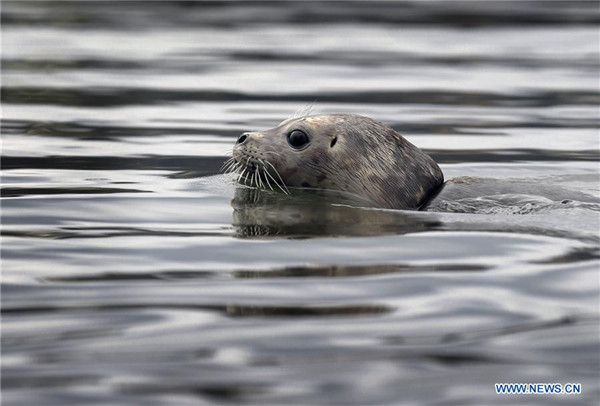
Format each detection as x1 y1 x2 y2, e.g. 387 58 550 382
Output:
231 114 444 210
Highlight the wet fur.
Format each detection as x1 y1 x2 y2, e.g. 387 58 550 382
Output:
231 114 444 210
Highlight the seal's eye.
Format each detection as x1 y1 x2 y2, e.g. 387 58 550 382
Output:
287 129 309 149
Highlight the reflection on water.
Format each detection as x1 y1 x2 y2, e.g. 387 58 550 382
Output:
231 186 441 238
2 1 599 406
44 263 488 283
233 263 488 278
224 304 392 318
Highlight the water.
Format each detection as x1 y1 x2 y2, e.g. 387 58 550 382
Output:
2 1 599 405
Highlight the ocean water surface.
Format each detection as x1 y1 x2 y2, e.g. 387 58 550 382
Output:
2 2 599 405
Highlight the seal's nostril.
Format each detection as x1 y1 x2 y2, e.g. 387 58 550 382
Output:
237 134 248 144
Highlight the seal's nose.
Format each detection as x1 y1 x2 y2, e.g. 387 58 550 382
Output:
236 133 249 145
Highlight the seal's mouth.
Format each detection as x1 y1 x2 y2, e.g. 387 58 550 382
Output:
222 154 289 195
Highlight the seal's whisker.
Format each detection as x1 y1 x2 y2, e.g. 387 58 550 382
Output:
222 158 237 173
302 102 315 118
293 104 314 119
255 170 262 188
256 164 265 189
238 166 248 183
231 162 243 176
232 163 242 176
229 159 242 174
263 164 287 194
255 170 261 189
264 150 286 160
243 167 252 185
225 160 239 175
267 161 289 194
259 159 274 191
242 160 250 183
263 160 290 195
269 164 290 195
251 170 258 188
264 170 274 191
232 154 288 194
246 162 254 187
251 164 259 188
245 157 254 186
220 157 233 172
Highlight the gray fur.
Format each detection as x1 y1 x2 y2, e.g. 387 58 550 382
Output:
232 114 444 210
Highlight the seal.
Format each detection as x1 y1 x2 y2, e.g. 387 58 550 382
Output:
225 114 444 210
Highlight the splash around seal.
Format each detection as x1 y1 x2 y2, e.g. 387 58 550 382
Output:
227 114 444 210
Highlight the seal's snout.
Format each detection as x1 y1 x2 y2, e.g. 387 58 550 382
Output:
237 133 249 145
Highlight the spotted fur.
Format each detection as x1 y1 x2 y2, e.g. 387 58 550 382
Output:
231 114 444 210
